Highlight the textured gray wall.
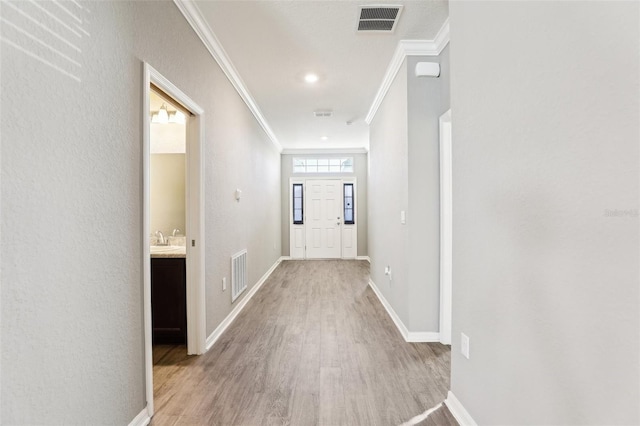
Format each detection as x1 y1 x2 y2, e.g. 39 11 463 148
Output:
406 48 450 332
369 48 450 333
281 153 368 257
449 1 639 424
1 1 281 423
369 60 410 326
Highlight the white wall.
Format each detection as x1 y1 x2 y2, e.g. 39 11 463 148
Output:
280 153 368 257
449 1 639 424
0 1 281 423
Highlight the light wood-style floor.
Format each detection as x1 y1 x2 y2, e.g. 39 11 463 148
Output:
151 260 456 426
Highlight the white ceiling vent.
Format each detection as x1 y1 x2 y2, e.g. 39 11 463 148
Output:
357 5 403 32
314 110 333 118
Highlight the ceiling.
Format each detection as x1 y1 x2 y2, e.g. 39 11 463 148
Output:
194 0 449 151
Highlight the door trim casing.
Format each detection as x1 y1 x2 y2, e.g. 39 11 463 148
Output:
289 177 305 259
142 63 206 416
439 109 452 345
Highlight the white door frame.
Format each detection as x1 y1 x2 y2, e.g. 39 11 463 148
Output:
340 177 357 259
439 109 452 345
142 63 206 416
288 177 357 259
289 177 305 259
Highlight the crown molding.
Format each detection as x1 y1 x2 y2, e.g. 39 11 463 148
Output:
173 0 282 153
281 147 368 155
365 18 450 125
433 17 450 55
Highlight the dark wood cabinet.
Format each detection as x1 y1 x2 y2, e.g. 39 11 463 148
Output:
151 258 186 345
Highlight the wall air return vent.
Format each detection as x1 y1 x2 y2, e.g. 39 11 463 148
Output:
357 5 403 33
231 249 247 302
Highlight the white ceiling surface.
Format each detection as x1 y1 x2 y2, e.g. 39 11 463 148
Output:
195 1 449 151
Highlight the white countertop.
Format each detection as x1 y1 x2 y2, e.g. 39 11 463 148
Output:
150 245 186 258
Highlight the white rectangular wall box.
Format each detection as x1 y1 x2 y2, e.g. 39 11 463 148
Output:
461 333 470 359
415 61 441 78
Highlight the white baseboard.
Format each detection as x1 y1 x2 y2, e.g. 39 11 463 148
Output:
356 256 371 262
406 331 440 342
368 278 410 339
368 279 439 343
206 256 284 350
445 391 477 426
128 406 151 426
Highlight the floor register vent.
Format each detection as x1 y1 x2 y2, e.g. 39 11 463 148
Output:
357 5 403 32
231 249 248 302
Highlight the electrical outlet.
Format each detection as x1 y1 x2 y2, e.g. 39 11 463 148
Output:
222 277 227 291
461 333 470 359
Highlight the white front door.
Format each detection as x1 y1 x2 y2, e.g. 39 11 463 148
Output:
305 179 342 259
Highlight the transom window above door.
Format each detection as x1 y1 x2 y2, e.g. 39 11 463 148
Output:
293 157 353 173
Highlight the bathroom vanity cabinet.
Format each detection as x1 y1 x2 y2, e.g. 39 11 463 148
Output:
151 257 186 345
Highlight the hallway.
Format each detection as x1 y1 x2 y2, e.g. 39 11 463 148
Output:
151 260 455 425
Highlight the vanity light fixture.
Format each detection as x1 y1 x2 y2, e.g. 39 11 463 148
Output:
320 136 329 141
151 103 169 124
169 110 186 124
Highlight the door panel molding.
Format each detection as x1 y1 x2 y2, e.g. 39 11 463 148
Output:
305 179 342 259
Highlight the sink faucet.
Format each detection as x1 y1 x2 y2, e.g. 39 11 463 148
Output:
172 228 181 237
155 230 167 245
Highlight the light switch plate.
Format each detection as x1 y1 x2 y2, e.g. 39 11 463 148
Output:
461 333 470 359
400 210 406 224
222 277 227 291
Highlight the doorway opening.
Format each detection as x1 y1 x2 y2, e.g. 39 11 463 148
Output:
149 88 188 351
143 63 206 417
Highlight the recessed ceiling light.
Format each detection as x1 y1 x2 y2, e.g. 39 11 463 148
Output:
304 73 319 83
320 136 329 141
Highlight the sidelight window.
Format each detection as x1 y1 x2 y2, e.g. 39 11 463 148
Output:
292 183 303 224
344 183 354 225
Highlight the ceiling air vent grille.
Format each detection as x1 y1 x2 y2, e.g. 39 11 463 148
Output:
314 110 333 118
357 5 402 32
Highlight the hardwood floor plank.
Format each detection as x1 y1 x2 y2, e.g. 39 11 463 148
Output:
319 367 345 426
150 260 456 426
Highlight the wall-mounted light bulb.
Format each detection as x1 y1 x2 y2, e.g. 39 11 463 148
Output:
151 103 169 124
169 110 186 124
